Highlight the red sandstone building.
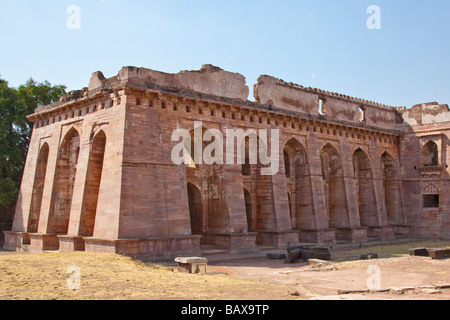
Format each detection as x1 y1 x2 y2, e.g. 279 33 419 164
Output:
4 65 449 259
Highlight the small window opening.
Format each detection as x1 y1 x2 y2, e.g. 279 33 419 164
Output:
423 195 440 208
359 106 366 123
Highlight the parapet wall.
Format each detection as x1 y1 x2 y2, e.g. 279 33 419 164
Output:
254 75 398 130
98 64 249 102
34 64 445 133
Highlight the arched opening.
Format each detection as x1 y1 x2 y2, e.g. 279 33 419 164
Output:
244 189 253 232
239 133 258 177
28 143 50 234
321 144 348 228
353 149 378 227
381 152 403 225
48 128 80 235
284 150 291 178
284 139 313 230
187 183 203 235
423 141 439 167
79 131 106 237
184 126 229 237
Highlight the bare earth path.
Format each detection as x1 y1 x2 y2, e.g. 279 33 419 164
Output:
207 239 450 300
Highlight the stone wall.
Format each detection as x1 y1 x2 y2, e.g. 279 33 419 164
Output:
4 64 449 259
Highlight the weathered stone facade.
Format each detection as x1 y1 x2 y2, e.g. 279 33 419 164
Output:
4 65 449 259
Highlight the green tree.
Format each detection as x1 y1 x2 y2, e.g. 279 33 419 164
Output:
0 78 66 208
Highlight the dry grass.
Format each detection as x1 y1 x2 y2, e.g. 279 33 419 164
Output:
0 252 297 300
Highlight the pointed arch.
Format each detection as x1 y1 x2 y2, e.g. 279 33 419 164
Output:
79 130 106 237
28 143 50 233
47 127 80 235
423 141 439 167
353 148 378 227
284 138 312 229
321 144 349 228
187 182 203 235
381 151 404 225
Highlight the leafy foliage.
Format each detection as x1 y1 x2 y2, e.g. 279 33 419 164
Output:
0 78 66 208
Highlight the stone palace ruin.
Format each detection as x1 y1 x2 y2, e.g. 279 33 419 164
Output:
4 64 450 259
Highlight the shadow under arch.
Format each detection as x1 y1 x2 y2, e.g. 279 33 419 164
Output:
283 138 314 230
320 143 349 229
187 182 203 236
353 148 378 228
48 127 81 235
381 151 405 226
28 143 50 234
79 130 107 237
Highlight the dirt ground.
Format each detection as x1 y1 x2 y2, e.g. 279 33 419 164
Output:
207 239 450 300
1 239 450 300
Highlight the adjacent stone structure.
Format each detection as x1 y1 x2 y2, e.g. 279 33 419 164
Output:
3 64 450 259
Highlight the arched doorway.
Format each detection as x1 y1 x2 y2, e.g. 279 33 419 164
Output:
187 183 203 235
353 149 378 227
423 141 439 167
79 130 106 237
48 128 80 235
244 189 253 232
381 152 403 225
28 143 50 233
321 144 348 228
284 139 310 229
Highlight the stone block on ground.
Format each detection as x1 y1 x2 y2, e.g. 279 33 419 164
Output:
287 243 306 254
284 249 302 264
267 250 287 260
409 248 430 257
360 253 378 260
301 246 331 261
175 257 208 274
428 249 450 260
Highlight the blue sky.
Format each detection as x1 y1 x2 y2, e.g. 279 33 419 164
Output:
0 0 449 108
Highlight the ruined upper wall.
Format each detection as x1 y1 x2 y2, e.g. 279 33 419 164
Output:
254 75 398 130
92 64 250 102
33 64 424 133
397 102 450 129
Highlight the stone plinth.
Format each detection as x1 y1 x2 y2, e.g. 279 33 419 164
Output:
336 227 369 242
58 236 85 252
202 232 257 251
298 229 336 244
394 225 411 236
84 235 202 260
175 257 208 274
29 234 59 252
368 226 396 240
3 232 30 251
256 230 300 248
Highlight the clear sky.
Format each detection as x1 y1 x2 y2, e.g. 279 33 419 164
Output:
0 0 449 108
